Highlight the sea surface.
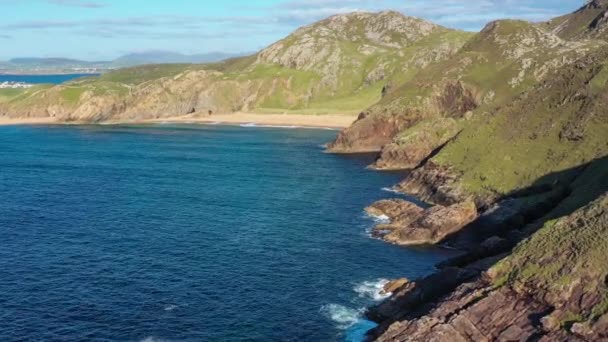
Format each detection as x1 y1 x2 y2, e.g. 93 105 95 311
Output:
0 73 98 84
0 124 456 341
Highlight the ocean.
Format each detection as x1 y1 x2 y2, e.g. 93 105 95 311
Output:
0 124 456 341
0 74 98 84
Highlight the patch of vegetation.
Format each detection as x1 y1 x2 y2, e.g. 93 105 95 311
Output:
60 87 86 105
432 48 608 198
97 64 206 84
0 88 25 102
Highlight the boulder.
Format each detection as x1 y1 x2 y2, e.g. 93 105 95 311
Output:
381 278 410 295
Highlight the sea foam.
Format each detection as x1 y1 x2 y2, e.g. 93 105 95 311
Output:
353 279 391 301
381 187 402 194
239 123 300 129
320 304 364 329
366 213 390 224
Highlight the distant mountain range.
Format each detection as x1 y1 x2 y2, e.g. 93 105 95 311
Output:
0 51 246 74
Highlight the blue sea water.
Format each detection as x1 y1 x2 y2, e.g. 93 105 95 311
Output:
0 124 456 341
0 73 98 84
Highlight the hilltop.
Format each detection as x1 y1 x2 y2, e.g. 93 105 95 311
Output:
0 11 471 121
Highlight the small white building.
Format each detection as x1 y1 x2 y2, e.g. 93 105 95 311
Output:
0 81 34 89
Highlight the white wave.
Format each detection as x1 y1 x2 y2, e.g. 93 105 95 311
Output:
320 304 364 329
381 187 402 195
354 279 391 301
239 123 300 129
366 213 390 224
140 337 167 342
164 304 178 312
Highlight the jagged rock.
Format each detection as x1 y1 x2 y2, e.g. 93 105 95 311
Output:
326 112 418 153
366 199 426 238
382 200 478 246
395 161 470 206
381 279 410 295
372 118 461 170
371 193 608 341
365 199 424 221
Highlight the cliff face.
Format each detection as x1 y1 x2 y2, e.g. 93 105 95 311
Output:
371 172 608 341
357 7 608 339
327 16 605 157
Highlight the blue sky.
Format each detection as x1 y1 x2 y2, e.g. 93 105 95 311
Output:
0 0 586 60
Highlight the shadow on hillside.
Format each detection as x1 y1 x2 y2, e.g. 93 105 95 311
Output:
365 155 608 338
443 155 608 253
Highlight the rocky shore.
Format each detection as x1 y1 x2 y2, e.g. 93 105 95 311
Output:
1 1 607 340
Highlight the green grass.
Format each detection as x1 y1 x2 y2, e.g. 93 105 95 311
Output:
491 190 608 322
0 88 25 102
97 64 205 84
60 87 86 105
591 64 608 91
430 47 608 198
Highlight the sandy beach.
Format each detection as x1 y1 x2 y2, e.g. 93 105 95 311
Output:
0 117 58 126
0 113 357 129
141 112 357 129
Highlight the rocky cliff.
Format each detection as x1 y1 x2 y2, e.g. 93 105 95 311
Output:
369 158 608 341
344 3 608 340
328 15 605 157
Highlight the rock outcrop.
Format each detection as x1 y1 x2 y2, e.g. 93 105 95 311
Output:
372 118 461 170
548 0 608 41
371 193 608 341
371 199 478 246
327 112 419 153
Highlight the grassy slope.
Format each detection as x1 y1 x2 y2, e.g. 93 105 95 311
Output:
2 13 472 116
372 20 603 121
491 157 608 326
431 47 608 199
545 0 608 40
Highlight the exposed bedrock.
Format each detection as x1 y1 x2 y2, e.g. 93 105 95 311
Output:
371 118 462 171
367 159 608 341
326 112 419 153
368 194 608 341
394 161 470 206
368 199 478 246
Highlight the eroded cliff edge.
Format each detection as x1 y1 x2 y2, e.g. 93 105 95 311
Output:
325 2 608 340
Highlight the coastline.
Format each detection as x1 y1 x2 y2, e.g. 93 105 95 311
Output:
0 113 357 129
136 112 358 129
0 117 59 126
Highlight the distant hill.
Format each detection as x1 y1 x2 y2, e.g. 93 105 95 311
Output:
112 51 244 67
7 57 108 66
0 51 246 73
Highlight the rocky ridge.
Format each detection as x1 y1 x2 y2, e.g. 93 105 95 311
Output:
0 11 470 122
327 14 604 163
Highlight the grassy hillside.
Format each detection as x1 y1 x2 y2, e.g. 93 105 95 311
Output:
430 47 608 200
545 0 608 40
0 11 471 120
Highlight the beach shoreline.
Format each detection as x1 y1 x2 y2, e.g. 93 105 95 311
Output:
0 112 357 129
136 112 357 129
0 117 59 126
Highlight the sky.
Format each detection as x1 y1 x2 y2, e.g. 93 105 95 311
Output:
0 0 588 61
